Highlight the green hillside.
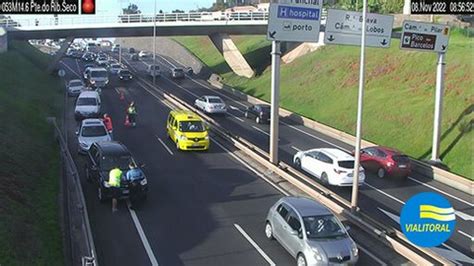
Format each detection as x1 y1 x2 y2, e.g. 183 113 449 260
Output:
0 41 64 264
174 29 473 179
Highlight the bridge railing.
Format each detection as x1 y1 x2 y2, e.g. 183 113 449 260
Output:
0 11 270 28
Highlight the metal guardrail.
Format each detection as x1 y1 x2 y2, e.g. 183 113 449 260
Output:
47 117 97 266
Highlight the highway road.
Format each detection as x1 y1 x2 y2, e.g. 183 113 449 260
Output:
59 56 403 265
106 48 473 265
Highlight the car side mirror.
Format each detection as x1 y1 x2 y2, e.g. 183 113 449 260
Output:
75 130 79 135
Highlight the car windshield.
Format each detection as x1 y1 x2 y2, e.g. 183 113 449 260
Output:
338 160 355 169
77 97 97 106
100 154 133 170
303 215 347 239
70 81 83 87
208 98 223 104
179 121 205 132
91 71 107 78
120 70 131 75
393 155 410 163
260 106 271 112
111 65 121 69
174 68 184 73
81 125 107 137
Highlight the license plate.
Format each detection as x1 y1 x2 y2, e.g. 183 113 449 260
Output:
192 143 200 147
123 189 129 194
399 165 407 168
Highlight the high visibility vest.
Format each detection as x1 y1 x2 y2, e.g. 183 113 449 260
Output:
108 168 122 187
103 117 113 131
128 106 136 114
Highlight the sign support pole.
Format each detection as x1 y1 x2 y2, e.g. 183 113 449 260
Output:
269 40 281 165
351 0 368 211
153 0 157 85
431 53 446 162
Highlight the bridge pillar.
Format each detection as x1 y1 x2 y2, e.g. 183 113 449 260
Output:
0 27 8 53
209 33 254 78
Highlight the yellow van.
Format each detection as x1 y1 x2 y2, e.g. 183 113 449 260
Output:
166 110 210 151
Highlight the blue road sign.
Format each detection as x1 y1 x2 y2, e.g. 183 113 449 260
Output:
277 5 320 21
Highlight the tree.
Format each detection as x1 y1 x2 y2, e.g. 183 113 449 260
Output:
122 3 141 15
172 9 185 13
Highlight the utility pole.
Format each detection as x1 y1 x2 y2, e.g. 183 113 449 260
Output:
269 41 281 165
153 0 157 85
431 53 446 162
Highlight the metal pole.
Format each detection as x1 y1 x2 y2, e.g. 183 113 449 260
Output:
269 41 281 165
351 0 368 211
431 53 445 162
119 44 122 64
153 0 157 85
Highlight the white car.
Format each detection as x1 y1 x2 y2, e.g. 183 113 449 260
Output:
293 148 365 187
108 63 122 75
66 79 85 96
96 56 109 66
74 91 101 121
139 51 150 58
194 96 227 114
76 119 111 153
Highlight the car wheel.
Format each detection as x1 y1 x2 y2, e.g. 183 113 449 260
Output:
377 168 386 178
265 222 274 240
294 158 301 169
256 116 261 124
98 187 106 203
244 111 249 118
297 253 307 266
85 165 91 182
321 172 329 185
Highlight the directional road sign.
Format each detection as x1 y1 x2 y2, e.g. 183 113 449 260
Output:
400 21 450 53
324 9 394 48
58 69 66 77
267 3 322 42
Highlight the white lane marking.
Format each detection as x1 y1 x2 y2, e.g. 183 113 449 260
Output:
156 136 174 156
155 54 178 68
233 224 276 266
252 126 270 137
455 211 474 221
228 112 244 122
212 138 289 196
114 87 121 95
162 75 200 98
407 177 473 207
365 183 404 205
229 105 240 110
457 230 474 242
60 61 81 78
127 200 159 266
75 59 81 75
357 245 388 266
291 146 301 152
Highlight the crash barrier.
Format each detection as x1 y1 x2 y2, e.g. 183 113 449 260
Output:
207 76 473 195
135 78 452 265
47 117 97 266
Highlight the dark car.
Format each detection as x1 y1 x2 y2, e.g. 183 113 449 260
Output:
82 52 96 62
129 53 139 61
171 67 185 79
358 146 412 178
129 47 136 53
118 69 133 81
244 104 271 124
85 141 148 202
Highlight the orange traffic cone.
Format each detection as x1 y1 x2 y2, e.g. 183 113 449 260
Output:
120 92 125 101
124 115 130 127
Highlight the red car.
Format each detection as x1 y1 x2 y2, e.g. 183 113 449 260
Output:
357 146 412 178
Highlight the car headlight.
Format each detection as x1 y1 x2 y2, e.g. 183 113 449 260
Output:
311 247 323 261
351 243 359 257
140 179 147 186
79 142 88 148
103 181 111 188
179 135 187 141
205 136 209 140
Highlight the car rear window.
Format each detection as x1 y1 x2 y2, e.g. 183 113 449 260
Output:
77 97 97 106
174 68 184 73
70 81 83 87
81 125 106 137
91 71 107 78
338 160 355 169
208 98 222 104
393 155 410 164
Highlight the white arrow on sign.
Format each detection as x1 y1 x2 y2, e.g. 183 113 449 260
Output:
378 208 474 265
455 211 474 221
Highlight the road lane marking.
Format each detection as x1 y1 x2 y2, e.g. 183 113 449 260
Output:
156 136 174 156
229 105 240 111
127 200 159 266
252 126 270 137
407 177 473 207
366 183 405 205
454 210 474 221
357 245 388 266
291 146 301 152
457 230 474 242
233 224 276 266
60 61 81 78
75 59 81 75
228 112 244 122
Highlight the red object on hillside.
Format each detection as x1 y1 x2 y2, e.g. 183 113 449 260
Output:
356 146 412 179
82 0 95 14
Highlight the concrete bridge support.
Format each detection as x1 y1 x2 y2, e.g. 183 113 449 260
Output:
209 33 254 78
0 27 7 53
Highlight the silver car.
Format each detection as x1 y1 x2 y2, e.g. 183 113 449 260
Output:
265 197 359 266
76 119 112 153
66 79 85 96
194 95 227 114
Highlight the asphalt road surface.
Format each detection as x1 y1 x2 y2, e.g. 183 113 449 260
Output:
108 48 473 265
59 56 402 265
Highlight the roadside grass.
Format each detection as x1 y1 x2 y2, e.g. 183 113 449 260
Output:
0 41 64 265
174 30 473 179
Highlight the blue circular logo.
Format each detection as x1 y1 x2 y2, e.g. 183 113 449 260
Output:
400 192 456 247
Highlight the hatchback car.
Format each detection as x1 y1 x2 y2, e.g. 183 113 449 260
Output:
76 119 111 153
67 79 85 97
293 148 365 186
166 110 210 151
194 96 227 114
171 67 185 79
85 141 148 202
139 51 150 58
129 47 136 53
358 146 412 178
265 197 359 266
118 69 133 81
108 63 122 75
74 91 101 120
96 56 109 66
244 104 271 124
81 52 96 62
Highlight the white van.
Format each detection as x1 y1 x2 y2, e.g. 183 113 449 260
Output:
74 91 101 121
85 67 109 88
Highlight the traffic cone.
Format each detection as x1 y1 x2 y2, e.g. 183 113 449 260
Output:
124 115 130 127
120 92 125 101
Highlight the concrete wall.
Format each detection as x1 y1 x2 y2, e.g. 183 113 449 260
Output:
0 27 7 53
209 33 254 78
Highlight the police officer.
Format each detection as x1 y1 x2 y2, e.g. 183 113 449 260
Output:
127 101 137 126
108 166 122 212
